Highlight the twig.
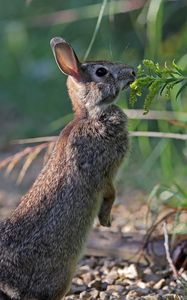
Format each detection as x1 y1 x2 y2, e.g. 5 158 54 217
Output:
130 210 176 263
135 210 176 264
11 130 187 146
11 108 187 145
163 221 178 279
11 136 57 145
0 142 56 184
16 143 48 184
124 109 187 122
0 143 50 173
0 147 34 171
130 131 187 140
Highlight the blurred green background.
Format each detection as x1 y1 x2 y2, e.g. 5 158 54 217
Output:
0 0 187 193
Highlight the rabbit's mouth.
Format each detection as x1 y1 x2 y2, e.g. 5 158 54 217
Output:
121 79 135 90
118 67 136 91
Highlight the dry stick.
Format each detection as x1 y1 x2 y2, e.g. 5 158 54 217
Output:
130 131 187 140
127 210 176 264
16 143 50 184
11 108 187 145
1 142 52 184
2 110 187 179
12 130 187 146
0 147 33 171
137 211 176 262
0 143 49 172
3 129 187 181
124 109 187 122
11 136 57 145
163 221 178 279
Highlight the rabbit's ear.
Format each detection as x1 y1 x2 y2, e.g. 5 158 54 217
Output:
50 37 80 78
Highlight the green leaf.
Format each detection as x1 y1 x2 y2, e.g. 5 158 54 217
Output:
172 59 186 76
159 82 168 95
176 82 187 100
174 182 187 198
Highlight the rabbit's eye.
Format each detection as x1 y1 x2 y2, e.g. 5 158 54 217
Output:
96 67 108 77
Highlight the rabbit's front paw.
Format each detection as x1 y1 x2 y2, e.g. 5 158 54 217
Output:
98 212 112 227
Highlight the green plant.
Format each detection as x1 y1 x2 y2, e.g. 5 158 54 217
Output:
159 183 187 210
146 183 187 236
130 60 187 114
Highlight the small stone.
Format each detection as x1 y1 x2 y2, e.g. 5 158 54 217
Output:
118 264 138 279
117 278 134 286
126 290 139 300
136 287 150 296
79 291 91 299
92 270 100 278
101 260 116 270
88 280 108 291
72 277 84 285
71 283 87 294
115 258 126 267
105 270 119 284
163 295 181 300
78 265 90 273
79 288 100 300
107 284 125 294
137 281 147 289
80 257 97 268
162 285 170 292
169 281 176 287
143 269 162 283
126 283 137 290
126 285 150 296
89 289 99 298
99 291 110 300
143 295 163 300
81 272 94 285
100 266 109 275
181 272 187 281
153 279 166 290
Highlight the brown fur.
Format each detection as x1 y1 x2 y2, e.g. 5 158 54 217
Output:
0 37 135 300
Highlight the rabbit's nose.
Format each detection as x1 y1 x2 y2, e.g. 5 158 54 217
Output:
126 67 136 85
131 70 136 78
128 68 136 79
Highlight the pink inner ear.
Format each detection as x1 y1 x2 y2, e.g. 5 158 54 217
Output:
55 43 80 77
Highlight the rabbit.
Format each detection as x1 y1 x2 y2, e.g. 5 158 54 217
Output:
0 37 135 300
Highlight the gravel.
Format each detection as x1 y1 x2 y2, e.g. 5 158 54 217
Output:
65 256 185 299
